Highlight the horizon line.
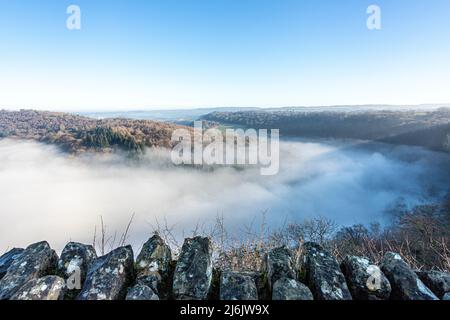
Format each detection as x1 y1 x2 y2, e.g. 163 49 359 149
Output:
2 103 450 114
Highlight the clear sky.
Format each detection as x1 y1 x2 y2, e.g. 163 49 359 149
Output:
0 0 450 111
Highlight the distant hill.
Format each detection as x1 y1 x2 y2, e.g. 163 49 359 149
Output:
202 108 450 153
78 105 450 123
0 109 190 154
3 107 450 154
79 107 259 123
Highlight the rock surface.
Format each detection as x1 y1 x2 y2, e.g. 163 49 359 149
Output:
136 273 162 296
172 236 213 300
266 246 297 289
0 248 24 280
2 238 449 301
10 276 66 300
0 241 58 300
126 284 159 300
416 270 450 299
381 252 438 300
57 242 97 293
220 272 258 300
301 242 352 300
78 246 134 300
135 235 172 296
252 272 270 301
341 255 391 300
272 277 313 300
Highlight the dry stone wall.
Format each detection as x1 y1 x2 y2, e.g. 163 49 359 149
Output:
0 236 449 300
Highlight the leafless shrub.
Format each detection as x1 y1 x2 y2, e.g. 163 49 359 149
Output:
90 195 450 273
149 216 182 257
119 213 135 247
330 202 450 271
270 216 337 248
211 212 271 272
92 213 136 256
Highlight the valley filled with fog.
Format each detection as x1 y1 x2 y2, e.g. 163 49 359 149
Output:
1 138 449 253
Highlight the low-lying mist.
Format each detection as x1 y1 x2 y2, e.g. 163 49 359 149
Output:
1 138 449 253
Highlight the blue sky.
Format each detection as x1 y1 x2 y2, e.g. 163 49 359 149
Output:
0 0 449 110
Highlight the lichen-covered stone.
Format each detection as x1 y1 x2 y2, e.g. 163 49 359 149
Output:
0 248 24 280
0 241 58 300
57 242 97 295
126 284 159 300
381 252 438 300
78 246 134 300
10 276 66 300
220 272 258 300
172 236 213 300
266 246 297 289
301 242 352 300
416 270 450 299
253 272 270 301
135 234 172 296
136 234 172 278
136 273 161 295
341 255 391 300
272 277 313 300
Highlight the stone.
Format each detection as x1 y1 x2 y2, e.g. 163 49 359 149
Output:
380 252 438 300
135 234 172 295
78 246 134 300
220 272 258 300
416 270 450 299
57 242 97 294
443 292 450 300
0 248 24 279
10 276 66 300
266 246 297 289
272 277 313 300
341 255 391 300
301 242 352 300
208 267 221 300
0 241 58 300
252 272 270 301
136 273 162 295
172 236 213 300
126 284 159 300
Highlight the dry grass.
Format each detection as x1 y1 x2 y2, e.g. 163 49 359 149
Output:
92 197 450 273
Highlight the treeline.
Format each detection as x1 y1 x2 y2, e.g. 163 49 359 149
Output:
202 108 450 153
80 127 144 152
0 109 188 154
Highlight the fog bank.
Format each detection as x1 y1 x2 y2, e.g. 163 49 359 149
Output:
0 138 449 253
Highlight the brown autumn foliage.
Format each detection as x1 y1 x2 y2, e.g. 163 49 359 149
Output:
0 109 191 153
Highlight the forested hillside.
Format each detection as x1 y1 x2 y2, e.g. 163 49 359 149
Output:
202 108 450 152
0 110 189 153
